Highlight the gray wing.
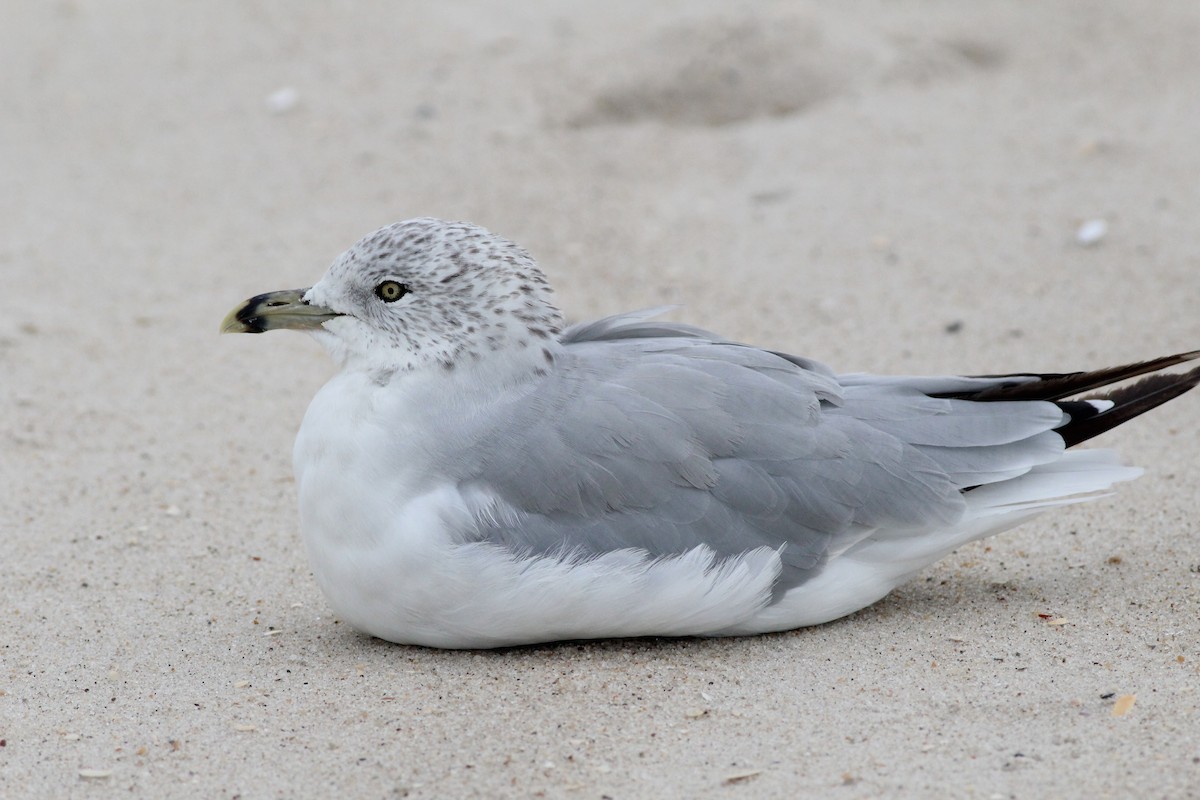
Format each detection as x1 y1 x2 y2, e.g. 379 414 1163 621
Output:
445 312 1066 594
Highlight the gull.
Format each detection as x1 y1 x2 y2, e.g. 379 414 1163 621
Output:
222 218 1199 648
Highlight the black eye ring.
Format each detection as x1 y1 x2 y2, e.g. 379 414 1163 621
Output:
375 280 410 303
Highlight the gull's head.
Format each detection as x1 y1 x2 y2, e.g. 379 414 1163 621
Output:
222 218 564 375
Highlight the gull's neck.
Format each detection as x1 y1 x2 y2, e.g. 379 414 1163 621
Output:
314 329 565 394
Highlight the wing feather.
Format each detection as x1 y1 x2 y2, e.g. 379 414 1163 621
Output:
449 317 1002 592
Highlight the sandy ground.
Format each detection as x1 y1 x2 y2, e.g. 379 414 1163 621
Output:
3 2 1200 797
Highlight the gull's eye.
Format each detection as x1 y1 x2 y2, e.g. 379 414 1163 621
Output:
375 280 410 303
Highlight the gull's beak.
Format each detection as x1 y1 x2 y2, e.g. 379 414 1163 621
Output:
220 288 343 334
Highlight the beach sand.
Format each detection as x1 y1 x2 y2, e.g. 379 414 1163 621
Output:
3 2 1199 797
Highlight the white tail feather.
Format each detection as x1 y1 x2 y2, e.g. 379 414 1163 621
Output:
735 448 1143 633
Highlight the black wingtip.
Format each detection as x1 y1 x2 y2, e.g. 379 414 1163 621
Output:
936 350 1200 402
932 349 1200 448
1056 364 1200 447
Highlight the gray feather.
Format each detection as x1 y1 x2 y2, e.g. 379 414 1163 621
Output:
447 314 1039 595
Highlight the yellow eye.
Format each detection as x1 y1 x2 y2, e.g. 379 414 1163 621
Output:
375 281 409 303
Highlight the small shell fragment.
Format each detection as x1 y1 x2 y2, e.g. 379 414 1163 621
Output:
1075 218 1108 246
79 769 113 779
265 87 300 114
723 769 762 784
1111 694 1137 717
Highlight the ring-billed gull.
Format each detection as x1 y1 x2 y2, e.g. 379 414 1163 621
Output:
221 218 1199 648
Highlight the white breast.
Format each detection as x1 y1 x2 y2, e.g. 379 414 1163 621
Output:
292 370 461 639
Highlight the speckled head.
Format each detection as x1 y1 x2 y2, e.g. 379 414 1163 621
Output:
297 218 564 373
